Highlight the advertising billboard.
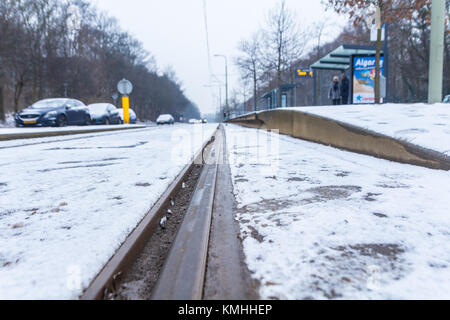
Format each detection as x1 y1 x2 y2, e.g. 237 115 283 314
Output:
352 55 384 104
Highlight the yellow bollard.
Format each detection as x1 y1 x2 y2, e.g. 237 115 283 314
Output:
122 96 130 124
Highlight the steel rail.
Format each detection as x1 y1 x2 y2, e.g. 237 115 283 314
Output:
80 126 219 300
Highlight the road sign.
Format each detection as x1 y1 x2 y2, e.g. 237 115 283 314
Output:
370 24 385 42
117 79 133 95
296 68 313 78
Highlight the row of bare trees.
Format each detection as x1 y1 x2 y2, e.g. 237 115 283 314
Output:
233 0 449 113
0 0 200 123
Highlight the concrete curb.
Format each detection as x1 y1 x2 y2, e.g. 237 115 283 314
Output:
0 126 147 141
228 109 450 171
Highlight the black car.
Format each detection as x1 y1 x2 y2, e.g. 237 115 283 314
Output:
15 98 91 127
88 103 122 125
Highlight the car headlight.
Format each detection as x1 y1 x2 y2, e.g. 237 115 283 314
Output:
45 111 58 118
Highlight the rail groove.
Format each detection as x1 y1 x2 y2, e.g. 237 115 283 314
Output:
151 127 223 300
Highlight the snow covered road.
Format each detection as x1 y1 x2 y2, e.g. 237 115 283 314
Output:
226 125 450 300
0 124 217 299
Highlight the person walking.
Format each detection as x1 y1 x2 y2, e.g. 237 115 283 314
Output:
329 76 341 105
340 73 350 105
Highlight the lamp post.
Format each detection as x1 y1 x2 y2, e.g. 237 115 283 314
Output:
428 0 446 104
204 84 222 115
214 54 228 111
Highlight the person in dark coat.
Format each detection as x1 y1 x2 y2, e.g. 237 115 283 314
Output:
329 76 341 105
340 73 350 105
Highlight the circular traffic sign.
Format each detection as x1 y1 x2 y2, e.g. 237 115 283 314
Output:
117 79 133 95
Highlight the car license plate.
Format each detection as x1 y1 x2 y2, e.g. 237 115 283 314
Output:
24 120 37 124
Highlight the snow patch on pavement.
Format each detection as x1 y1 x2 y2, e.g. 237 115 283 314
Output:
226 125 450 300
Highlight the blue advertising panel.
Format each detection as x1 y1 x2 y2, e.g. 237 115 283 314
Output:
352 55 384 104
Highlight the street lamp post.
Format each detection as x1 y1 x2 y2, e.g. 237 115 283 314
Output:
214 54 228 111
428 0 446 104
204 84 222 116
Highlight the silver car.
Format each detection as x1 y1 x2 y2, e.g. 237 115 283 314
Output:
156 114 175 125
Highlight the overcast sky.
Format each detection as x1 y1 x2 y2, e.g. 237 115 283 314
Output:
90 0 345 115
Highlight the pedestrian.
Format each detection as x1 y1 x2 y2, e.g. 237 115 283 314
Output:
329 76 341 105
340 73 350 105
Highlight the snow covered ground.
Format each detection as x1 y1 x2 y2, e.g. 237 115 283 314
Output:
225 125 450 300
0 124 217 299
289 103 450 155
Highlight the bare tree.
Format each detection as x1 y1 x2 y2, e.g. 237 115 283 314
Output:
236 31 263 111
262 0 309 108
323 0 434 25
0 0 200 121
323 0 440 103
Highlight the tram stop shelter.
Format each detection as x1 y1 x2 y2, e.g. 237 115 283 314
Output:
310 44 387 105
261 83 301 109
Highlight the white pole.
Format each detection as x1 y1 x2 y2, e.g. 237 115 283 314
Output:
428 0 446 104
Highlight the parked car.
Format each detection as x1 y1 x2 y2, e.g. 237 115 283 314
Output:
202 119 208 124
15 98 91 127
156 114 175 125
189 119 202 124
88 103 121 125
443 95 450 103
117 108 137 124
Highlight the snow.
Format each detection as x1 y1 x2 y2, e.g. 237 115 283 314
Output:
288 103 450 155
0 124 145 135
0 124 217 299
0 113 15 128
225 124 450 300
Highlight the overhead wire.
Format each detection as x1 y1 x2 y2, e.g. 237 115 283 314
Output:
202 0 222 114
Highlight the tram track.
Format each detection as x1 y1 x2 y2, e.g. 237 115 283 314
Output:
80 125 222 300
